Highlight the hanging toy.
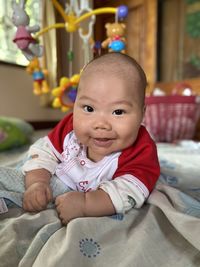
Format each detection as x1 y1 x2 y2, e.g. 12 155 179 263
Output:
101 22 126 53
12 0 43 61
19 1 128 111
26 58 50 95
101 5 128 53
52 74 80 112
116 5 128 20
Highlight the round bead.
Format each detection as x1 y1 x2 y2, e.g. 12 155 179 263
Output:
109 40 125 52
117 5 128 19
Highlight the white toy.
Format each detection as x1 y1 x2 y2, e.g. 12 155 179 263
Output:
12 0 43 61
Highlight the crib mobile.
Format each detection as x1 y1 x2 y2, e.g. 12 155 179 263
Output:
12 0 128 112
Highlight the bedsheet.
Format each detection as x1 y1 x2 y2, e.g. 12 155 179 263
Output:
0 133 200 267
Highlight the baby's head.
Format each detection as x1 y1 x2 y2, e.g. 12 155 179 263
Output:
79 52 147 108
73 53 147 162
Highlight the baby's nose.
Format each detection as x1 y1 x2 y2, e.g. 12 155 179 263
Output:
93 116 112 130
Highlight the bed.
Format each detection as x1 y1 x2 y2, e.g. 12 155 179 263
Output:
0 128 200 267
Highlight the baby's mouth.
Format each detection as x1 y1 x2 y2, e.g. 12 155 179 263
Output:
92 137 114 148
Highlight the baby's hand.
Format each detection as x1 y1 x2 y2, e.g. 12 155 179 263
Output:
23 182 52 212
55 191 85 225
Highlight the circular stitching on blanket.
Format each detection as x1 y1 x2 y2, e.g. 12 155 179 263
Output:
79 238 101 258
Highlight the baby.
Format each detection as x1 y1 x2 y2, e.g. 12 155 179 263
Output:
22 52 160 224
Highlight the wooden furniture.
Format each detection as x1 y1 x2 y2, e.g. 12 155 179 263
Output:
94 0 200 91
94 0 200 139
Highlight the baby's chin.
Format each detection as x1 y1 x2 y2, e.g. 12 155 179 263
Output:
87 146 122 162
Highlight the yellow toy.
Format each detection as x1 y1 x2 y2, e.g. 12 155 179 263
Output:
14 1 128 111
101 22 126 53
52 74 80 112
26 58 50 95
35 1 121 36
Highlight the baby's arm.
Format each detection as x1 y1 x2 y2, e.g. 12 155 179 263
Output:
22 137 59 211
55 189 115 225
55 175 148 224
23 168 52 211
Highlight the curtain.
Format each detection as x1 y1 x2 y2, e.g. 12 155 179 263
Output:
40 0 58 106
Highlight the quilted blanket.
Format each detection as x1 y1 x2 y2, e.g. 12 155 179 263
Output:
0 138 200 267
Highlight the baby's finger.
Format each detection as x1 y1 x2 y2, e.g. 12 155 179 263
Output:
23 198 37 212
34 193 48 210
61 218 67 225
46 187 53 202
57 210 68 225
55 196 61 207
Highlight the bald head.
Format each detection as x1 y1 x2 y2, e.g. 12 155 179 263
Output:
79 52 147 107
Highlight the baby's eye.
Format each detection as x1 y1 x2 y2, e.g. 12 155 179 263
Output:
83 105 94 112
112 109 125 115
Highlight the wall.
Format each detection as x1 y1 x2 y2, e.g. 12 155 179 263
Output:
0 63 64 121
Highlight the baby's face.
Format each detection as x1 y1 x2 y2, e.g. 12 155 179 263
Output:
73 73 144 162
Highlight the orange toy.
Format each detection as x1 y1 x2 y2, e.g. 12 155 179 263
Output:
26 58 50 95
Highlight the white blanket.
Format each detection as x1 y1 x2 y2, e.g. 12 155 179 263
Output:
0 137 199 267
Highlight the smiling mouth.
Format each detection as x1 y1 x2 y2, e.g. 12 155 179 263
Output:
92 138 114 148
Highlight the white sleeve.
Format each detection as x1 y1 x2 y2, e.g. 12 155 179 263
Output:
99 174 149 214
21 137 59 175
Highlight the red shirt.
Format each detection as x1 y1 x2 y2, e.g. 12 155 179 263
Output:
48 113 160 194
